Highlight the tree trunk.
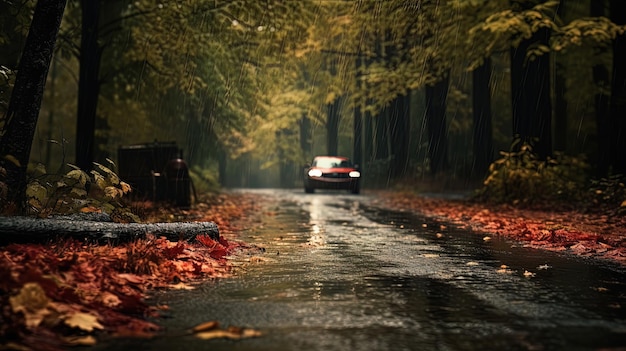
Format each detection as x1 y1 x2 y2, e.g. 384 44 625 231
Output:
364 102 373 168
300 113 311 160
554 2 568 152
389 94 410 178
0 215 219 245
326 97 340 156
0 0 67 212
609 0 626 175
75 0 101 172
591 0 611 176
374 106 389 160
510 27 552 159
472 57 494 178
353 57 363 167
425 72 450 175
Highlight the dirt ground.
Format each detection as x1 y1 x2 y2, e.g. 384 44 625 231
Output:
370 190 626 265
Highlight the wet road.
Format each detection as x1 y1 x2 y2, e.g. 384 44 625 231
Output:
97 189 626 351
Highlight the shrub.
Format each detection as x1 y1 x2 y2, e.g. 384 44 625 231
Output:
475 143 590 207
25 159 134 217
587 174 626 214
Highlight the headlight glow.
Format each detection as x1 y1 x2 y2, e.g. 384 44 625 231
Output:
308 169 323 177
349 171 361 178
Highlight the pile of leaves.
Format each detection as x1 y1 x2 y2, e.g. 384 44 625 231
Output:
372 191 626 265
0 192 262 350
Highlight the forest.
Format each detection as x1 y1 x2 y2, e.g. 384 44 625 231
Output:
0 0 625 210
1 1 625 348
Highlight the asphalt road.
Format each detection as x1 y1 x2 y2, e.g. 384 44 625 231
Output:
94 189 626 351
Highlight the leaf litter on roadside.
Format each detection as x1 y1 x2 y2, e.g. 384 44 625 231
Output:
372 191 626 264
0 192 264 350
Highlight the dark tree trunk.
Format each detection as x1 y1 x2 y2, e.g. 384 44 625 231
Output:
389 94 410 178
425 72 450 175
76 0 101 171
353 57 363 167
364 103 373 167
510 26 552 159
554 63 567 151
554 2 567 152
353 103 363 165
591 0 611 176
300 113 311 159
609 0 626 175
217 146 227 187
472 57 494 178
0 0 67 211
374 106 389 160
0 215 219 245
326 97 340 156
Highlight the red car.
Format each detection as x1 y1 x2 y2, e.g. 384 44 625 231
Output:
303 156 361 194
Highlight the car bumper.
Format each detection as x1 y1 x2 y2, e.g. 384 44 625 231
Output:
305 177 359 190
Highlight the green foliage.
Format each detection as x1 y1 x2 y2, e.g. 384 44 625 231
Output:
188 166 221 195
25 160 133 217
476 143 590 206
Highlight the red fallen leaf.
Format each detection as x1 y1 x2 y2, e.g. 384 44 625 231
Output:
192 261 203 275
197 235 218 247
162 242 186 260
117 273 145 285
218 236 229 247
209 248 229 260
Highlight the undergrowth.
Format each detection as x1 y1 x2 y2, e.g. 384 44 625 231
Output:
475 143 625 213
19 159 137 220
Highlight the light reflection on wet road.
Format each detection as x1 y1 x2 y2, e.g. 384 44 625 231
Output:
94 189 626 351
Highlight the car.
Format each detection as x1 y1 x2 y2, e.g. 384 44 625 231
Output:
303 156 361 194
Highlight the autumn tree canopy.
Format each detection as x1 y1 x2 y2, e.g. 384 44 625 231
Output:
1 0 625 197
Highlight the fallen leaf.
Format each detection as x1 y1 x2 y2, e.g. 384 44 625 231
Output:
195 326 262 340
99 292 121 308
64 312 104 332
192 321 220 333
169 282 195 290
523 270 536 278
117 273 145 284
9 282 52 328
63 335 97 346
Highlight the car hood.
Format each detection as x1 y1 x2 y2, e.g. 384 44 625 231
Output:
312 167 357 173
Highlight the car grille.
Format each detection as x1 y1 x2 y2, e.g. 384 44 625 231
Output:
323 172 350 179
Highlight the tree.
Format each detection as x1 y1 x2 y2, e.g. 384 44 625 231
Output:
472 58 494 177
75 0 101 172
425 73 450 174
509 1 554 160
0 0 67 212
590 0 612 176
553 1 567 152
608 0 626 175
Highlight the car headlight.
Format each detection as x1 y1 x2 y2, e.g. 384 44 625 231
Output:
349 171 361 178
308 169 323 177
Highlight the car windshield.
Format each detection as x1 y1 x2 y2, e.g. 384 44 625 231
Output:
313 158 352 168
